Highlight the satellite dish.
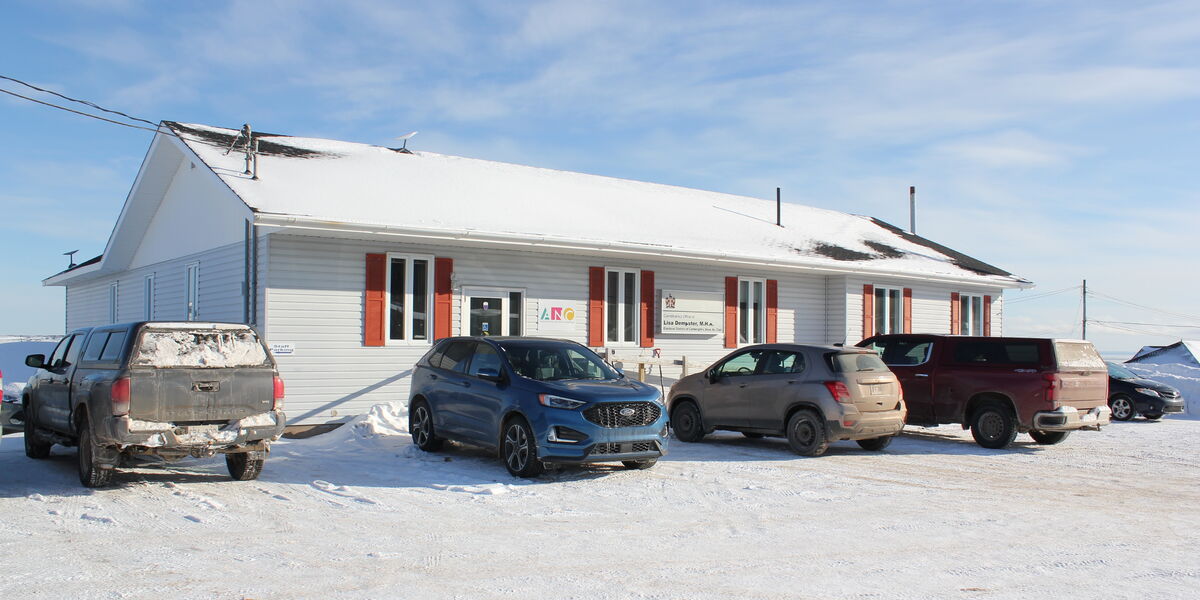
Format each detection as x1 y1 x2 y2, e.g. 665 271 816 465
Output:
393 131 418 154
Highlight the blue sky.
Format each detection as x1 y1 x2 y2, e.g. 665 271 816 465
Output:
2 0 1198 355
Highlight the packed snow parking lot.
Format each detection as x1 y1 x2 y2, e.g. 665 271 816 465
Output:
2 405 1197 599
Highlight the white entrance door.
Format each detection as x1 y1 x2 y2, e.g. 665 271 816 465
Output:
462 288 524 337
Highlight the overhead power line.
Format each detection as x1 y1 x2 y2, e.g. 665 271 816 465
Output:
0 87 166 134
1006 284 1081 304
1089 320 1200 329
1086 289 1200 323
0 74 159 127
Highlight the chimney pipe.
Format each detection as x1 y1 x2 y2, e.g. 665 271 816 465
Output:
909 185 916 234
776 187 782 227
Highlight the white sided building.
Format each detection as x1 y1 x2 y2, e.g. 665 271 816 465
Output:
45 122 1031 424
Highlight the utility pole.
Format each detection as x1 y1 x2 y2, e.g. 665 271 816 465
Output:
1082 279 1087 340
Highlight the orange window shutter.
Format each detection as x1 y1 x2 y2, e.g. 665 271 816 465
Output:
903 288 913 334
588 267 605 347
434 257 453 340
983 295 993 336
724 277 738 348
364 253 387 346
950 292 961 334
640 270 655 348
862 284 874 339
766 279 779 343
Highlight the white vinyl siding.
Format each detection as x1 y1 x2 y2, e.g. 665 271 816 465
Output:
844 276 1005 342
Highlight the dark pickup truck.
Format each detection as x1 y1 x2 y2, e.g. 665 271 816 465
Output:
858 335 1110 449
22 321 286 487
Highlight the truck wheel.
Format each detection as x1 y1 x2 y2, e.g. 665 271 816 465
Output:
786 410 828 457
670 402 705 443
23 406 52 459
501 417 545 478
409 400 444 451
226 451 266 481
77 416 114 488
1108 394 1134 421
1029 430 1071 445
622 459 658 470
969 402 1017 449
856 435 893 451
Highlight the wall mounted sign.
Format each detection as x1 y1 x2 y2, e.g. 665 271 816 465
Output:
270 343 295 356
538 301 582 333
660 289 723 334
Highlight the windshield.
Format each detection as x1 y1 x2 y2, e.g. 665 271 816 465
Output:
1106 361 1138 380
497 340 621 382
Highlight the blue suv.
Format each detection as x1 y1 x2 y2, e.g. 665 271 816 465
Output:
407 337 668 477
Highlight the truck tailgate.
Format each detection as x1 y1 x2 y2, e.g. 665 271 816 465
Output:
129 367 275 422
1056 371 1108 410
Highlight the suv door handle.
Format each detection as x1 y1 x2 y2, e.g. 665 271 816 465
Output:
914 374 929 378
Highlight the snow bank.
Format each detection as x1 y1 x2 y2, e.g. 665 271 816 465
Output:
1125 362 1200 419
303 402 409 449
132 330 267 368
1 340 58 401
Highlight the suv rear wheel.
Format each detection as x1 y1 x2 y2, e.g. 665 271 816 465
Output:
856 435 893 451
1029 430 1070 445
786 410 828 457
23 404 52 459
970 401 1018 449
77 415 113 488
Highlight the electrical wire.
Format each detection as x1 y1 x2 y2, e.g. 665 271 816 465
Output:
1006 284 1081 304
1089 320 1200 329
0 74 159 127
0 88 167 133
1086 289 1200 322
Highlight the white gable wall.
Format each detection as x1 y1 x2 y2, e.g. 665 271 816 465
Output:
129 156 250 270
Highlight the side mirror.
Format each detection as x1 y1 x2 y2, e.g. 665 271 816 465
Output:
25 354 46 369
706 369 719 384
476 367 504 383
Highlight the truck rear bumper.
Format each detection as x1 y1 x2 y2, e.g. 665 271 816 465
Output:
1033 405 1111 431
99 410 287 450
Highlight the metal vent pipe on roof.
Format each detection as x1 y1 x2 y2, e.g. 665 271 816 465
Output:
776 187 782 227
909 186 916 234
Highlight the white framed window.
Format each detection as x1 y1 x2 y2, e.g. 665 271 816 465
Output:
143 274 155 321
185 263 199 321
959 294 985 335
387 253 434 344
108 282 118 324
874 286 904 335
738 277 766 345
605 268 640 345
462 287 524 337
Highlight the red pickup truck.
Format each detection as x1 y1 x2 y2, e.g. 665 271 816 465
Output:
858 335 1110 448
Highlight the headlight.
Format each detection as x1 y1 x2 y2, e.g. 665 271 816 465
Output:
538 394 586 410
1134 388 1161 397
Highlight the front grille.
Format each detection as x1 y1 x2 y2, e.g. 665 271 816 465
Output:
1161 390 1180 399
583 402 661 428
589 441 658 456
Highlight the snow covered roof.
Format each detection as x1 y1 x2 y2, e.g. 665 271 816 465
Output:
157 122 1027 286
1128 341 1200 366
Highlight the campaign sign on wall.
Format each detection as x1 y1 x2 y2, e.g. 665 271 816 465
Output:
660 289 723 334
538 301 583 333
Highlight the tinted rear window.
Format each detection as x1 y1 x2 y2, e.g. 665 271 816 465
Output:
829 352 890 373
99 331 127 362
1054 341 1105 370
83 332 110 361
952 341 1041 365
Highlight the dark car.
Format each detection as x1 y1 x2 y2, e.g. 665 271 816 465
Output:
668 344 906 456
407 337 669 477
1105 361 1185 421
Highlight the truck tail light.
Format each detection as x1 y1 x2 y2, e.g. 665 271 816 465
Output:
823 381 852 404
1043 373 1060 405
272 376 285 410
111 377 131 416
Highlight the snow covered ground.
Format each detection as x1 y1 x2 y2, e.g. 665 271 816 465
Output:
2 405 1197 600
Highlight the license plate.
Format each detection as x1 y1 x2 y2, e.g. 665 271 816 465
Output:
1080 413 1097 423
187 424 219 434
870 385 887 396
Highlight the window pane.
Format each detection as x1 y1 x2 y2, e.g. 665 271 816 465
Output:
606 271 619 342
959 296 969 335
83 333 109 361
760 351 797 374
389 259 406 340
971 296 983 335
718 350 764 376
509 292 522 336
623 272 636 342
100 331 127 362
64 334 84 366
470 296 502 337
889 289 903 334
412 259 428 340
739 281 750 344
753 281 764 343
440 342 474 373
874 288 887 334
468 343 502 376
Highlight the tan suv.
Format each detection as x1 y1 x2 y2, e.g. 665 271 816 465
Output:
668 344 906 456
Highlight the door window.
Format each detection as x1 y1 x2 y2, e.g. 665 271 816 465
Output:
760 351 803 374
47 336 73 368
463 288 524 336
716 350 766 377
467 343 502 377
